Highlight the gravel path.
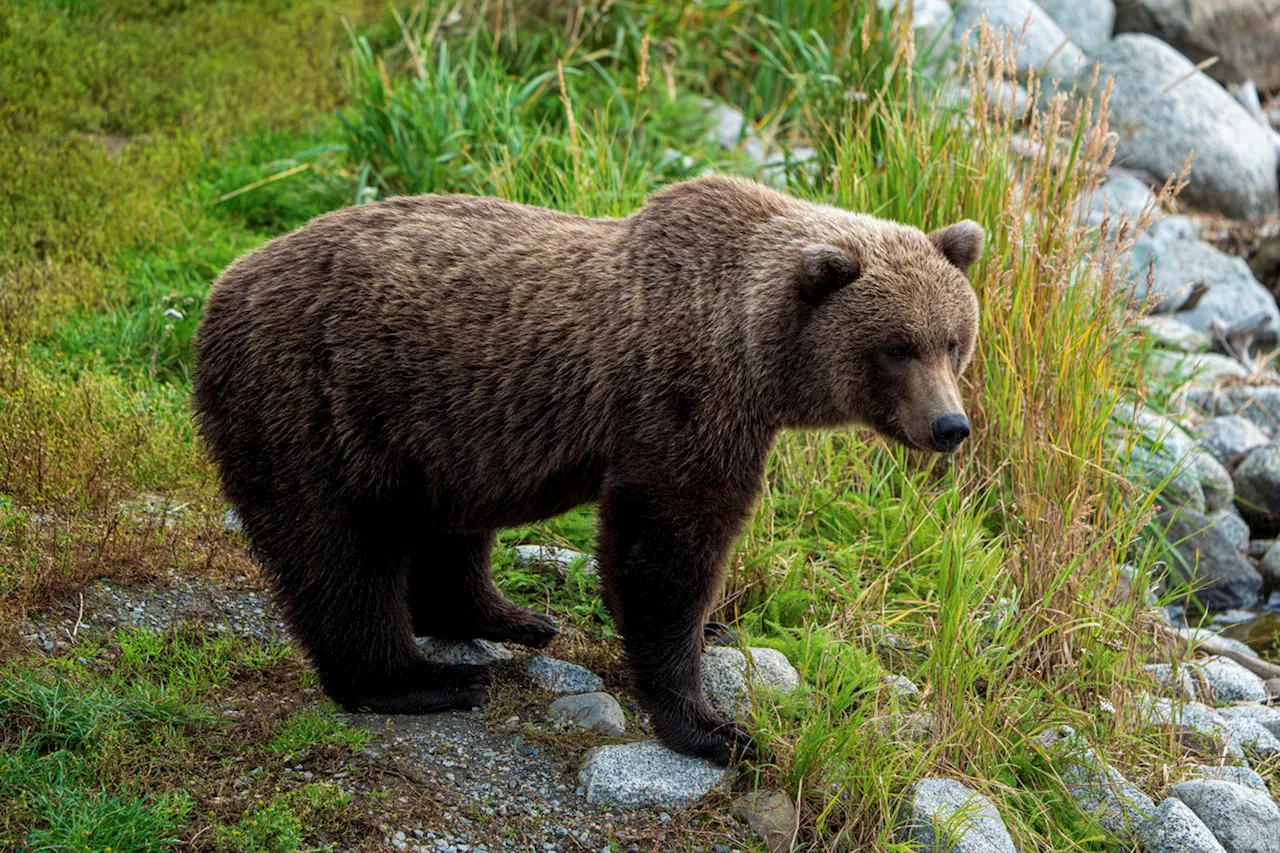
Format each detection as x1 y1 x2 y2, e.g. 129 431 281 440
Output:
19 578 755 852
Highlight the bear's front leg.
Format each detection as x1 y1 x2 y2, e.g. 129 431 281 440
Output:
598 474 761 765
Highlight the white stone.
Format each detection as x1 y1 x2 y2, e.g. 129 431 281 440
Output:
578 741 729 808
903 778 1017 853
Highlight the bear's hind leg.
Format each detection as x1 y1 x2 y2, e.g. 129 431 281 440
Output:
408 531 558 649
258 506 490 714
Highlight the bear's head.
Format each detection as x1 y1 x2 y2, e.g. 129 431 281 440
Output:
778 217 983 454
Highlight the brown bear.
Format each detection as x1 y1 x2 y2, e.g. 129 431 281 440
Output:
192 175 981 765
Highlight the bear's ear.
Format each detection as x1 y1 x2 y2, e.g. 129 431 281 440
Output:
799 244 860 301
929 220 985 272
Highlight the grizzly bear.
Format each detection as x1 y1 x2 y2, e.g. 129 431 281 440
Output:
193 176 982 765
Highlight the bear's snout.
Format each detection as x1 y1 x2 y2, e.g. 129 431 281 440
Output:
930 413 970 453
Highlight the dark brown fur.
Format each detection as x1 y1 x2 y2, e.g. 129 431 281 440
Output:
192 176 982 764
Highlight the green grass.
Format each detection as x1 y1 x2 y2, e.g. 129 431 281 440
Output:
267 708 373 759
0 0 1205 850
0 630 371 852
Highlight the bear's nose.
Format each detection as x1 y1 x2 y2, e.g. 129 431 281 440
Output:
930 413 970 452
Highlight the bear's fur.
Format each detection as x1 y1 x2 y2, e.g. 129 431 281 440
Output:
192 176 982 764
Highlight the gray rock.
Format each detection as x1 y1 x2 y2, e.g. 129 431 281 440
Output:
1136 697 1245 757
759 146 819 189
1143 663 1198 701
1185 764 1268 793
879 0 955 46
511 544 597 575
1145 242 1280 343
550 693 626 737
1193 416 1272 466
1248 539 1275 559
578 741 729 808
417 637 512 666
1262 542 1280 592
1213 608 1260 626
731 790 796 853
1159 509 1264 610
1059 748 1155 838
1079 172 1159 225
1139 315 1210 352
1112 403 1206 511
883 674 922 702
1082 35 1279 220
1234 441 1280 536
1194 452 1236 512
1189 387 1280 437
1196 656 1269 704
903 778 1017 853
1038 0 1114 50
1149 351 1253 388
223 507 243 534
1209 507 1251 551
1113 0 1280 91
706 104 765 165
1118 442 1205 511
1268 677 1280 698
1226 717 1280 758
1137 798 1227 853
701 647 800 718
526 655 604 695
951 0 1084 80
1170 778 1280 853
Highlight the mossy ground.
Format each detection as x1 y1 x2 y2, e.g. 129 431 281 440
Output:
0 0 1220 849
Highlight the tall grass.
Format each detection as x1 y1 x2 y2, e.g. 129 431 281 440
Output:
334 8 1175 847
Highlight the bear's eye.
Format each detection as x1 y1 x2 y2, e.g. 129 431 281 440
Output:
887 345 911 361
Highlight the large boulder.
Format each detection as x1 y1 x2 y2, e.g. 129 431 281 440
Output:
1113 0 1280 91
1147 242 1280 343
951 0 1084 81
1082 35 1279 220
1038 0 1116 50
1192 416 1271 465
1170 779 1280 853
1136 798 1227 853
1159 509 1263 610
1187 386 1280 436
902 778 1018 853
1234 440 1280 536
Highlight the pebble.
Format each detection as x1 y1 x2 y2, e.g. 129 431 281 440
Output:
548 693 626 737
